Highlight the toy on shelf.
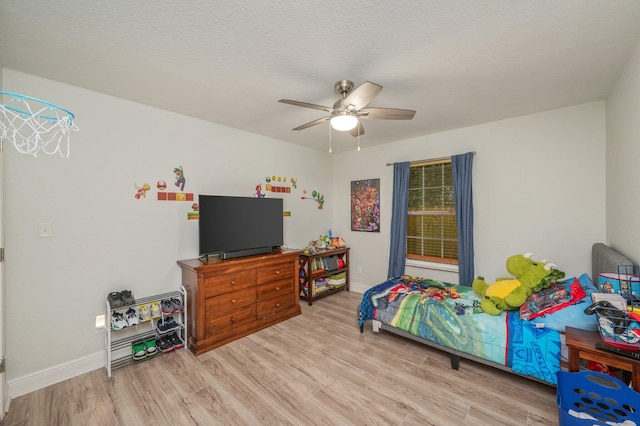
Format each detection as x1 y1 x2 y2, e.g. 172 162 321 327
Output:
303 232 346 254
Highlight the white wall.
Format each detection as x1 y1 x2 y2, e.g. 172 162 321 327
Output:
333 101 607 293
1 70 333 389
606 36 640 263
0 68 612 395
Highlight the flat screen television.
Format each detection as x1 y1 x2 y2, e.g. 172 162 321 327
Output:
198 195 284 260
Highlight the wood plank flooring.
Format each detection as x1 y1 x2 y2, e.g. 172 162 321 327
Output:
3 291 559 425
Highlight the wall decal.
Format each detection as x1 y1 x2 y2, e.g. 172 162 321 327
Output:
188 203 199 220
157 192 194 201
173 165 186 191
134 183 151 199
301 190 324 209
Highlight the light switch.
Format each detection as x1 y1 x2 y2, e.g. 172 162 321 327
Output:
38 222 53 238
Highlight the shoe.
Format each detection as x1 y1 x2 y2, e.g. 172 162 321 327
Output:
157 316 181 333
125 307 139 326
139 304 151 322
111 311 128 330
170 298 183 312
168 332 184 349
161 299 174 315
121 290 135 305
150 301 161 319
132 339 147 361
107 292 123 308
157 335 174 353
145 337 158 357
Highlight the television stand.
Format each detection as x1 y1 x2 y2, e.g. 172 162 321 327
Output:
177 249 302 355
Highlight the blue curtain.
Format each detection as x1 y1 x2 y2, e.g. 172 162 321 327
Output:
387 161 410 278
452 152 475 286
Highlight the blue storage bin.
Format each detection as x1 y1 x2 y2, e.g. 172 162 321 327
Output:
557 371 640 425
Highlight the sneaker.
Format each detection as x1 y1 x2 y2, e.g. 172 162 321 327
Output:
121 290 135 305
111 311 128 330
145 337 158 357
161 299 174 315
150 301 161 319
125 307 139 326
157 334 174 353
132 339 147 361
170 298 183 312
139 304 151 322
157 316 180 333
168 332 184 349
107 292 124 308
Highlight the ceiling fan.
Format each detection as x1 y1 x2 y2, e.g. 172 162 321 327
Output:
278 80 416 137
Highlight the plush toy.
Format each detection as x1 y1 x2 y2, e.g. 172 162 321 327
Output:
472 253 565 315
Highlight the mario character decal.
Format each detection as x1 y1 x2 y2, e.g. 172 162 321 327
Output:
134 183 151 199
301 190 324 209
255 183 265 198
174 166 186 191
188 203 199 220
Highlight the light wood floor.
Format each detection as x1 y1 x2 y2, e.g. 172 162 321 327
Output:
3 291 559 425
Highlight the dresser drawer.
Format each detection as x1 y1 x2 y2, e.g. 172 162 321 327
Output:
257 278 294 301
205 287 256 314
204 269 256 298
257 292 296 319
256 262 294 285
207 304 256 335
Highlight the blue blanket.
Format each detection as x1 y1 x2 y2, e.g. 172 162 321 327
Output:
359 276 561 384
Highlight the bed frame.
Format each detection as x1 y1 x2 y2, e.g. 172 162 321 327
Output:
361 243 634 383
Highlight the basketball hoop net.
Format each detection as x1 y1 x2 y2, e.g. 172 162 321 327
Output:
0 91 79 159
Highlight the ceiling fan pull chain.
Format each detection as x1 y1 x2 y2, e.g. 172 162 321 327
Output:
329 124 332 153
357 121 361 151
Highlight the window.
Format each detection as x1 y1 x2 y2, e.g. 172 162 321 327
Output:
406 160 458 264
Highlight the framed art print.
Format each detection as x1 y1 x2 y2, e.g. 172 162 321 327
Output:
351 178 380 232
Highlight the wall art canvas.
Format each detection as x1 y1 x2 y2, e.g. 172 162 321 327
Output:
351 178 380 232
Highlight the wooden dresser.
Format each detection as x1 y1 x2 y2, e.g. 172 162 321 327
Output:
177 250 302 355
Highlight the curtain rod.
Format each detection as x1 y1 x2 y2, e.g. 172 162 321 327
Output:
385 151 476 166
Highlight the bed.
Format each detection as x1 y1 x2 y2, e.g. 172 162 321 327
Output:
357 243 634 386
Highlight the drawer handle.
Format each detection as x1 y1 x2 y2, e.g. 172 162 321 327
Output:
230 317 236 323
275 270 280 275
230 280 236 285
275 303 281 308
231 299 236 304
275 287 280 291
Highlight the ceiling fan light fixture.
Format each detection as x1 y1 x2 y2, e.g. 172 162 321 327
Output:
330 112 358 131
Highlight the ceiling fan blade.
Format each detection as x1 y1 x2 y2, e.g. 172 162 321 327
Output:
348 120 365 137
278 99 334 113
292 116 331 131
359 107 416 120
342 81 382 110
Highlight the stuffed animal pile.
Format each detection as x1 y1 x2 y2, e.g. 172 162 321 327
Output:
472 253 565 315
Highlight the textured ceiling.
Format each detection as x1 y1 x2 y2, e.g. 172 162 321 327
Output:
2 1 640 153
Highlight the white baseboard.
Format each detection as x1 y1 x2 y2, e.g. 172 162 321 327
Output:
8 351 104 398
349 282 368 295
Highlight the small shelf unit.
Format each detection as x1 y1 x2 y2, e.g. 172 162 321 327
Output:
104 286 187 377
299 247 350 305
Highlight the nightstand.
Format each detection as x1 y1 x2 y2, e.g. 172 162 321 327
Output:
565 326 639 391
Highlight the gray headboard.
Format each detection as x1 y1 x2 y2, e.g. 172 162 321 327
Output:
592 242 634 285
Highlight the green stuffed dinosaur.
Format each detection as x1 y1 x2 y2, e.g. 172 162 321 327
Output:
472 253 565 315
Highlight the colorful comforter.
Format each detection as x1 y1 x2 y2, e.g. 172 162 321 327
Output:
358 276 561 385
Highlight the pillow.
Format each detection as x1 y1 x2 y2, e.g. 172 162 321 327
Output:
520 279 585 320
530 273 598 332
